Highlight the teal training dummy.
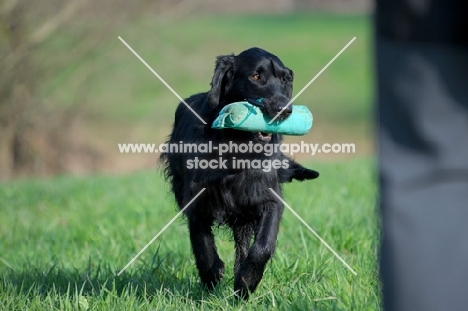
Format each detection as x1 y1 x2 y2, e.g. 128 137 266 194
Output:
211 99 313 136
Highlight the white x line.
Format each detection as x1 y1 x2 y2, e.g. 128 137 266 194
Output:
116 188 206 276
116 37 358 278
118 36 207 125
269 37 356 124
269 188 357 275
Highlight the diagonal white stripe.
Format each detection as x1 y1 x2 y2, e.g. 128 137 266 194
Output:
118 36 207 125
269 37 356 124
269 188 357 275
116 188 206 276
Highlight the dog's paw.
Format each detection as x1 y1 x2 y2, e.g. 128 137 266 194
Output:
200 259 225 290
292 168 319 181
234 282 250 300
234 275 253 300
233 265 264 300
278 167 319 183
300 168 319 180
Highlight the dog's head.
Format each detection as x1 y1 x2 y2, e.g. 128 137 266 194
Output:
207 47 294 126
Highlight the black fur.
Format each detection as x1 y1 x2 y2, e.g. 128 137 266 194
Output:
160 47 319 299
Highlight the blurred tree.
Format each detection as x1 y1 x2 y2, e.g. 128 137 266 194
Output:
0 0 165 179
1 1 35 176
0 0 92 178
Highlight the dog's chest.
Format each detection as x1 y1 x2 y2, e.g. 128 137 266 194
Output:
203 170 278 224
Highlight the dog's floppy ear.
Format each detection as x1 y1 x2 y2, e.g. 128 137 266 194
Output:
208 54 235 108
285 68 294 98
287 68 294 81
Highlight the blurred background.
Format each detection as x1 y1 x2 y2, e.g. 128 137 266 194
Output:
0 0 373 180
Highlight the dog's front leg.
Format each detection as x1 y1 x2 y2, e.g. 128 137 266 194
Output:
188 216 225 290
233 225 253 277
234 198 284 299
278 154 319 183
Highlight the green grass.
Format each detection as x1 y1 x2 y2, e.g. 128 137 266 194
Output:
2 14 378 308
0 158 380 310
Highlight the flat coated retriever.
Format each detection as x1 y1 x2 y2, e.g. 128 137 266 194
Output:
160 47 319 299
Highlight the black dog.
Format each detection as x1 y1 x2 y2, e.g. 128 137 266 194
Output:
160 47 319 298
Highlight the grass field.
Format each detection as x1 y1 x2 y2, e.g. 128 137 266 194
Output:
0 158 380 310
1 12 379 309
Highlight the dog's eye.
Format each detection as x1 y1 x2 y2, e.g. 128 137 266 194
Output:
252 74 261 81
281 75 292 84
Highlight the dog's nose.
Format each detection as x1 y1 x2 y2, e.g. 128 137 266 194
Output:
275 103 292 115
